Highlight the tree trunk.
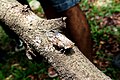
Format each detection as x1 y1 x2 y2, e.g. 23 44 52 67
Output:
0 0 111 80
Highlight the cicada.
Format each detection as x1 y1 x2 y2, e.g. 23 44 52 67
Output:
47 32 74 53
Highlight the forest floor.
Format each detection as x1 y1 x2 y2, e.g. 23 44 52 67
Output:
0 0 120 80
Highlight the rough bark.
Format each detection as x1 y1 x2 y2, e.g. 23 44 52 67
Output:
0 0 112 80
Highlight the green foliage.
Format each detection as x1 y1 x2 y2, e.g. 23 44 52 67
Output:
80 0 120 80
102 66 120 80
0 26 10 47
91 26 112 45
0 71 5 80
0 51 56 80
112 27 120 42
27 0 32 3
